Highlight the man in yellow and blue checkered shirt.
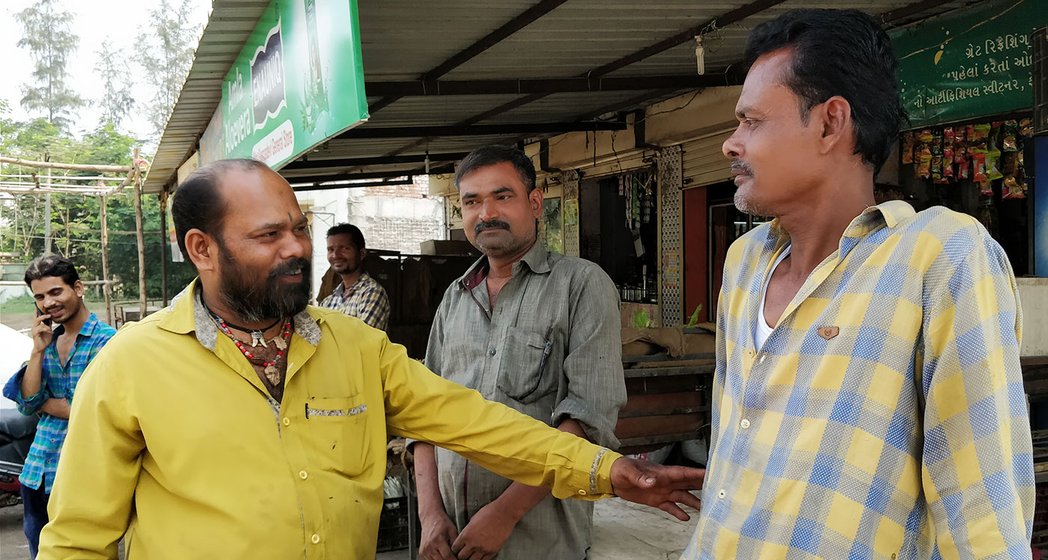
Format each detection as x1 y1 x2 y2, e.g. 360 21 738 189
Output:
683 9 1034 559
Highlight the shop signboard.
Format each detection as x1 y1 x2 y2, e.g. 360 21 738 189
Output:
199 0 368 168
891 0 1047 128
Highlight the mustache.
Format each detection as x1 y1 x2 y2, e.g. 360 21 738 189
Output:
270 257 311 279
475 219 510 235
730 160 753 175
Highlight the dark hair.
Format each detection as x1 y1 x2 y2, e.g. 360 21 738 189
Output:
24 253 80 287
454 145 536 192
326 223 366 251
172 159 270 257
744 9 906 172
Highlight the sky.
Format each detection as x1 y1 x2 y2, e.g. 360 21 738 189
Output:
0 0 212 143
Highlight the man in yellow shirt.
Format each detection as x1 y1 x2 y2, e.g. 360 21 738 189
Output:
38 159 703 560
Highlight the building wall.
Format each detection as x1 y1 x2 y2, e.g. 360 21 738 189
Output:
1018 277 1048 357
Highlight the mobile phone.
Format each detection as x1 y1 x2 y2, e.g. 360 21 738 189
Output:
36 305 52 327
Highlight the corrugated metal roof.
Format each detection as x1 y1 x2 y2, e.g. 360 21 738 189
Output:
144 0 983 193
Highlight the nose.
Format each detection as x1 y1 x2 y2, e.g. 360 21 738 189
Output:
282 231 312 260
477 198 499 222
722 127 742 160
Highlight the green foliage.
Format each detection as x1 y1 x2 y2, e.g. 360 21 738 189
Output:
686 304 703 327
16 0 84 130
95 40 135 128
137 0 200 139
0 119 197 299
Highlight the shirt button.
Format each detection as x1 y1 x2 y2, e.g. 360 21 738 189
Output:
740 419 750 430
577 489 587 496
311 533 321 544
489 348 497 356
717 489 726 499
759 354 767 364
282 417 290 426
299 470 308 480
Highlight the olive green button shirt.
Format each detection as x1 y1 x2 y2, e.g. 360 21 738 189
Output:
426 242 626 560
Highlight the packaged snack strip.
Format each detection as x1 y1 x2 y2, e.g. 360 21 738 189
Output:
931 155 944 183
931 128 943 155
972 123 990 141
1001 120 1018 152
986 148 1003 181
917 146 932 179
972 152 988 184
901 132 915 165
1019 118 1033 138
1002 175 1026 199
956 156 970 180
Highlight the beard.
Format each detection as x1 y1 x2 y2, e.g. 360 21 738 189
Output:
218 255 312 323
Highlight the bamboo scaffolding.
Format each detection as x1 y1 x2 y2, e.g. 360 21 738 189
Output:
0 155 132 173
131 148 147 317
99 194 113 325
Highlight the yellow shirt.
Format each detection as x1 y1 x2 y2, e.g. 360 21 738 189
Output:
40 281 619 559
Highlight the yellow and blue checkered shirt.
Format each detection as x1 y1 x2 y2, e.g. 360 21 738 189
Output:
684 201 1034 559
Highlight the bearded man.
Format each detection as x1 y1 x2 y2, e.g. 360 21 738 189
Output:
37 159 705 559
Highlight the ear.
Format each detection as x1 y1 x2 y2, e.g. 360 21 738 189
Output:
360 248 368 260
73 280 85 298
184 228 219 272
818 96 853 155
528 186 544 219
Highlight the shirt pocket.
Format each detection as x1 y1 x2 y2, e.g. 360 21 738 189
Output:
303 395 370 476
497 327 556 404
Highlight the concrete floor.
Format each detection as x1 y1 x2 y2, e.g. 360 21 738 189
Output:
378 497 698 560
0 498 696 559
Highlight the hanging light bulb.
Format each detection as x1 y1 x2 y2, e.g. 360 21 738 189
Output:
424 150 430 174
694 35 705 75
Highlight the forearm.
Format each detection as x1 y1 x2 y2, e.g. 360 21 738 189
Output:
40 398 70 419
413 443 447 520
20 351 45 398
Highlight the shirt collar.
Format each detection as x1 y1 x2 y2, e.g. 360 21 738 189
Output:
765 200 916 244
160 279 322 351
54 311 103 339
333 272 373 298
459 242 550 290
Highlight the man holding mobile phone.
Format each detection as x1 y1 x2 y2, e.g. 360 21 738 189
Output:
2 254 116 558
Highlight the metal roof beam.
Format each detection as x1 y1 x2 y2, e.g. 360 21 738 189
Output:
369 0 569 114
365 75 741 96
282 152 471 171
337 121 626 139
879 0 957 26
284 164 456 185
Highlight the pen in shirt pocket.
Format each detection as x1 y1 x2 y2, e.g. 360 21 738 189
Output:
536 325 555 377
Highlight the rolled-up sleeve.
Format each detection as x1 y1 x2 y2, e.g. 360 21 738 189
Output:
3 364 48 415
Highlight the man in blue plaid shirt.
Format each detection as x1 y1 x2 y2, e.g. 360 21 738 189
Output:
3 254 116 558
684 9 1033 559
320 223 391 331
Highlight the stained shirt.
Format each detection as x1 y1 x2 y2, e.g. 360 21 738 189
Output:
683 201 1033 560
2 312 115 493
425 242 626 560
39 280 621 560
319 272 391 331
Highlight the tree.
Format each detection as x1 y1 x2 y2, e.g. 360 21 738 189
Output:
137 0 200 139
16 0 83 131
95 40 136 128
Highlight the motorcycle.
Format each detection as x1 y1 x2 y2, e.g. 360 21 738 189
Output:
0 408 38 507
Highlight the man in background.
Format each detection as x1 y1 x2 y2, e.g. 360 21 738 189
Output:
319 223 391 331
414 145 626 560
3 254 116 558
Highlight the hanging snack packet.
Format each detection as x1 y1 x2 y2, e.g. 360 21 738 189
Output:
1001 120 1019 152
931 155 944 183
1019 118 1033 138
986 147 1003 181
901 132 915 164
916 146 932 179
956 154 970 180
1002 175 1026 199
931 128 943 155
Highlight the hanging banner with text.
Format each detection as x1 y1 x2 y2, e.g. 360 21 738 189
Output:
199 0 368 168
891 0 1047 129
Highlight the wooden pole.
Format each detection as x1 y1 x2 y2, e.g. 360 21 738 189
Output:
159 189 169 306
0 155 132 173
99 194 113 325
132 148 147 318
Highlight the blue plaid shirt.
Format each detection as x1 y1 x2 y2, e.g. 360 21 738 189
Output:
3 313 116 492
685 202 1033 559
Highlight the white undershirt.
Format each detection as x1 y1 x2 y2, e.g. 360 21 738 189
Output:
755 245 791 350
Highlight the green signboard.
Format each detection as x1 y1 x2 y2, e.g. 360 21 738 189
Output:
891 0 1046 128
199 0 368 167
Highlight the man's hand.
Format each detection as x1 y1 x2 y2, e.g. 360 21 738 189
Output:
450 502 518 560
418 510 459 560
31 313 54 354
610 457 704 521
